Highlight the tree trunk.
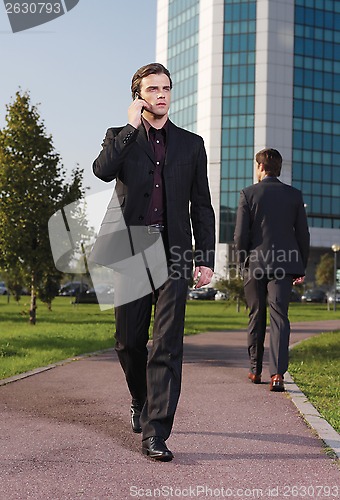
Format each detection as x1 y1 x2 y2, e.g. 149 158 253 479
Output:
29 272 37 325
236 296 240 313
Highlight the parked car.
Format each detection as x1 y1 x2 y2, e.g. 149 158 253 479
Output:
301 289 327 303
215 290 228 300
0 281 8 295
74 285 114 304
187 287 217 300
74 288 98 304
59 281 89 296
327 289 340 304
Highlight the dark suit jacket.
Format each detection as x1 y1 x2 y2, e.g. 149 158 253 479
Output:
234 176 310 278
90 120 215 277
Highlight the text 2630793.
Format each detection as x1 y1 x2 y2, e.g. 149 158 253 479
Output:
5 3 62 14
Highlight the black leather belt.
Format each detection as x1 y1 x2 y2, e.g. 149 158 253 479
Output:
147 224 165 234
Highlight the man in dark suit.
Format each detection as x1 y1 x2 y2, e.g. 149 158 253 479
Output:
234 148 309 392
91 63 215 460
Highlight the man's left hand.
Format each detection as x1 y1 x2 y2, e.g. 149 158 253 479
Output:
293 276 305 285
193 266 214 288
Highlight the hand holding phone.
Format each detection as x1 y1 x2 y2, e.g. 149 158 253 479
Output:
135 92 151 112
128 93 146 128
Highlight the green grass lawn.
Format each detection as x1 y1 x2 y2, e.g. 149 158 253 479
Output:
1 296 339 381
0 296 115 380
289 331 340 434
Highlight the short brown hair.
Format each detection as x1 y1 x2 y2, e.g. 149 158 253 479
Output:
255 148 282 177
131 63 172 99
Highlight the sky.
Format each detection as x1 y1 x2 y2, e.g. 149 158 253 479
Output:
0 0 157 194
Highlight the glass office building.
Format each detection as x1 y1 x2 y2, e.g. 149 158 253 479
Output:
167 0 200 131
292 1 340 230
220 1 256 243
157 0 340 279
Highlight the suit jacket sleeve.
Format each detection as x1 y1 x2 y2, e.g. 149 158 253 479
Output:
190 138 215 270
294 192 310 270
234 190 250 264
92 125 138 182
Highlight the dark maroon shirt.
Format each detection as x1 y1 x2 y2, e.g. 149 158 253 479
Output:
144 119 168 225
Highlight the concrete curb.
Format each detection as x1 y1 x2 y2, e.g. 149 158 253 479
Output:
285 370 340 460
285 336 340 461
0 348 112 387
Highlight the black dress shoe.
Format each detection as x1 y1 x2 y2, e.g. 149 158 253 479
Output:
142 437 174 461
130 404 142 433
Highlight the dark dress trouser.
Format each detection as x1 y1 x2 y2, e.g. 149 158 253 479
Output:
243 272 294 377
114 272 189 441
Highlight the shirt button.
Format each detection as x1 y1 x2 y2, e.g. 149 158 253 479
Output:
155 184 159 188
156 140 160 144
154 208 158 212
156 161 160 165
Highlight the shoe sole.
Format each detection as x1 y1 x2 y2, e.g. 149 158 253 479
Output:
270 385 285 392
142 448 173 461
132 427 142 433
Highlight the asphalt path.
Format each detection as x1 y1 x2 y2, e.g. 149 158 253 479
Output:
0 320 339 499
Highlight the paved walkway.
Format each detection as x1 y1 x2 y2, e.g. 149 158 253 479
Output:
0 321 339 499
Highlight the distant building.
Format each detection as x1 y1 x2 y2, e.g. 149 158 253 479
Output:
157 0 340 281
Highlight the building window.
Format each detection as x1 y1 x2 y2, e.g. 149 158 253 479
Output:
167 0 199 132
292 0 340 229
220 0 256 243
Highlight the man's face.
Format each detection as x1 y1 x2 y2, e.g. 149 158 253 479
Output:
139 73 171 118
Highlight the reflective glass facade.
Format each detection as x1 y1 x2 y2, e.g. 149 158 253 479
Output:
167 0 199 131
292 0 340 229
220 0 256 243
163 0 340 255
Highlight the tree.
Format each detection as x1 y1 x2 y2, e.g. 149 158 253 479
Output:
37 272 63 311
1 267 26 303
0 91 84 323
315 253 334 287
215 267 247 312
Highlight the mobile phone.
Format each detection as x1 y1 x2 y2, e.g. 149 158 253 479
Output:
134 92 145 113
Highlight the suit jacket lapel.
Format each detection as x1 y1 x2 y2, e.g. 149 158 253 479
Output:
135 123 154 162
164 121 179 177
